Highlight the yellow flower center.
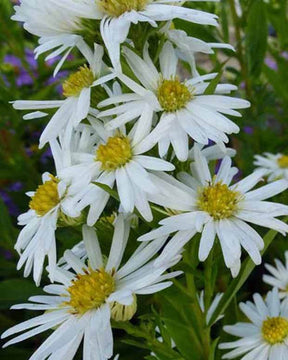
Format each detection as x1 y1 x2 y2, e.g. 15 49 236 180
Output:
62 65 94 97
278 155 288 168
97 0 148 17
66 268 115 315
197 181 240 220
157 77 193 112
96 135 133 171
262 316 288 345
29 176 60 216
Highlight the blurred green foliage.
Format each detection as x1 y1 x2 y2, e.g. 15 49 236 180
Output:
0 0 287 359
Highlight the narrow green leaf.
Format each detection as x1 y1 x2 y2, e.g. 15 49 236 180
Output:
93 182 119 201
121 339 150 350
246 0 268 77
204 61 228 95
209 337 220 360
220 1 229 43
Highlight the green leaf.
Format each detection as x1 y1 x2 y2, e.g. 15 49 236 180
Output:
93 182 119 201
0 198 18 250
0 279 43 309
209 337 220 360
220 1 229 43
203 61 228 95
245 0 268 77
159 288 204 360
121 339 150 350
207 225 283 327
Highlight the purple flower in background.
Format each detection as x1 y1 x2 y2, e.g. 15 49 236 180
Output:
3 250 13 260
45 53 73 94
0 190 20 217
4 49 37 87
215 158 222 174
233 168 242 182
244 126 254 135
0 181 23 217
40 147 53 164
9 181 23 192
47 70 68 95
3 47 72 91
265 57 278 71
282 51 288 60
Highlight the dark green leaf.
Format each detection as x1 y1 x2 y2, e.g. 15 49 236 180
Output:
0 279 43 309
246 0 268 77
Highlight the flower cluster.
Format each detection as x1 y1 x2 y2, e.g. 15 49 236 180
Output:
2 0 288 359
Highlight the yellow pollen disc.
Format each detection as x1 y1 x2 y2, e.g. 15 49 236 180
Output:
96 135 132 171
62 65 94 98
197 181 240 220
278 155 288 168
157 77 193 112
29 175 60 216
262 316 288 345
97 0 147 17
65 268 115 315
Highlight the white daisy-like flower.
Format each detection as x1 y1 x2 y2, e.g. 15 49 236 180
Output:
58 116 191 224
263 252 288 300
254 153 288 182
219 288 288 360
12 45 115 149
162 24 234 77
15 171 82 286
12 0 95 75
2 215 182 360
98 42 250 161
51 0 218 70
139 145 288 277
188 143 236 161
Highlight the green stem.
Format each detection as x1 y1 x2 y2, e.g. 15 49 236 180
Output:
204 246 214 313
183 244 207 354
228 0 252 99
153 34 166 65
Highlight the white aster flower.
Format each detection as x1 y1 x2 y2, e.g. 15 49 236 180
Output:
254 153 288 182
52 0 218 70
263 252 288 300
12 0 95 74
15 171 82 286
2 215 182 360
139 145 288 277
162 24 234 77
188 143 236 161
98 42 250 161
12 45 115 149
58 116 191 224
219 288 288 360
